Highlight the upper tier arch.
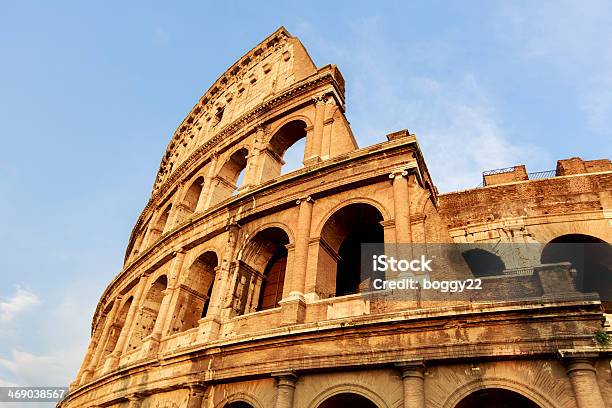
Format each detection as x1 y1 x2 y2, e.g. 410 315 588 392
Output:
154 27 319 192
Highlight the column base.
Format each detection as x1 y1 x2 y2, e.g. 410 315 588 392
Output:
197 316 221 342
141 334 161 358
101 351 121 373
279 295 306 325
302 156 321 166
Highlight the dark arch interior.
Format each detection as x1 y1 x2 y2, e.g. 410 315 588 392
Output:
455 388 540 408
225 402 254 408
541 234 612 311
318 393 378 408
462 248 506 277
193 251 219 320
321 203 384 297
257 245 288 310
241 227 290 313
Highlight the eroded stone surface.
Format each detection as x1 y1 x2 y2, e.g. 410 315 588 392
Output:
60 27 612 408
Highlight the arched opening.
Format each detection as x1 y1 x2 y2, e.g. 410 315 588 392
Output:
232 227 290 315
455 388 540 408
149 204 172 243
319 203 385 297
263 120 307 180
182 176 204 214
130 220 149 258
462 248 506 277
258 245 288 311
225 402 254 408
541 234 612 311
170 251 219 334
127 275 167 351
99 297 132 363
209 148 248 205
318 393 378 408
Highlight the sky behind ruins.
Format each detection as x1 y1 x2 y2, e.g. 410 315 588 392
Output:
1 0 611 392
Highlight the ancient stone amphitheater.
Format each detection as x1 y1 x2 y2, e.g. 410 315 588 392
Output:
61 27 612 408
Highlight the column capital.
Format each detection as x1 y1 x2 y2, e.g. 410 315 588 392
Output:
313 93 328 104
395 359 426 379
172 249 187 257
272 370 298 386
389 169 409 179
558 350 600 373
186 381 209 395
296 196 314 205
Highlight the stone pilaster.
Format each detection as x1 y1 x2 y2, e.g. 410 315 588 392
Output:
143 250 186 357
561 351 606 408
113 274 148 360
273 371 298 408
186 383 209 408
196 155 218 213
304 95 326 164
127 393 144 408
289 196 313 298
390 169 412 245
396 359 426 408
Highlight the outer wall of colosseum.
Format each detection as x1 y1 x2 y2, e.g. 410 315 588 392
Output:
59 27 612 408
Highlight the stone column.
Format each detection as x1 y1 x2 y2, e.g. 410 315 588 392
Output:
273 371 298 408
186 383 209 408
302 125 315 164
390 169 412 244
127 393 144 408
562 353 606 408
243 125 265 187
148 251 186 342
304 96 326 164
167 182 186 228
210 224 240 317
290 196 314 297
113 276 147 358
196 155 218 213
80 297 121 381
396 360 426 408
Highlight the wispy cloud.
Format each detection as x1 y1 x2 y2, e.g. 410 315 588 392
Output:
0 286 40 322
296 17 545 191
0 349 68 387
500 1 612 136
0 287 91 388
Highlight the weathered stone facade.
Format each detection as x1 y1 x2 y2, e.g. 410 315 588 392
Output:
60 27 612 408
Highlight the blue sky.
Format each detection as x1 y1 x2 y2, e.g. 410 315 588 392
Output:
0 0 611 392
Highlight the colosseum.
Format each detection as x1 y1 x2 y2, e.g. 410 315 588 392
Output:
60 27 612 408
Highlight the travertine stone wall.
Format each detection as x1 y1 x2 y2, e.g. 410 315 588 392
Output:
60 28 612 408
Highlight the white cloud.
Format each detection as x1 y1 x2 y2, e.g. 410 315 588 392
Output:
0 349 69 387
0 286 40 322
0 286 92 388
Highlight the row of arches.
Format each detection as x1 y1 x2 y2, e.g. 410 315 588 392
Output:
132 120 310 259
94 202 388 366
105 203 612 364
222 388 540 408
462 233 611 310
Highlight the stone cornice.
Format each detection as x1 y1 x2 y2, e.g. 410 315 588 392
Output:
65 299 603 407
